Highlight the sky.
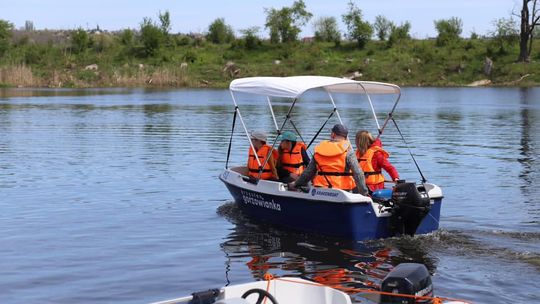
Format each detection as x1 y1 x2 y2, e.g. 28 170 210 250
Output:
2 0 521 38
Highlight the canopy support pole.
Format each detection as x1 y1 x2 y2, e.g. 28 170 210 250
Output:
377 90 402 138
267 96 279 134
258 98 298 179
357 83 381 133
391 116 427 183
230 91 262 168
225 106 238 169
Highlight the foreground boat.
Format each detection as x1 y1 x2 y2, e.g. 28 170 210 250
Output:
152 276 352 304
152 263 471 304
220 76 443 240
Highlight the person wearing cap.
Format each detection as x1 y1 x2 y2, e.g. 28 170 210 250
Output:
247 130 278 180
276 131 310 183
289 124 369 195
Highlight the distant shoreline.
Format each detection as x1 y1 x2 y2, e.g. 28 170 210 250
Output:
1 38 539 89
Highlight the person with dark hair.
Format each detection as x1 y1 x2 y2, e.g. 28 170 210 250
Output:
289 124 368 195
276 131 309 183
247 130 278 180
355 130 399 191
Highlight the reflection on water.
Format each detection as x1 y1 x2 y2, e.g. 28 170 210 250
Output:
219 202 540 303
218 202 438 303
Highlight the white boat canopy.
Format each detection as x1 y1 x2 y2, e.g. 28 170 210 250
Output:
230 76 401 99
226 76 403 176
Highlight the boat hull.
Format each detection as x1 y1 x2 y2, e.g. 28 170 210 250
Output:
221 169 442 240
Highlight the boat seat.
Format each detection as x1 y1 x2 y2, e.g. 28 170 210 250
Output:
231 166 249 176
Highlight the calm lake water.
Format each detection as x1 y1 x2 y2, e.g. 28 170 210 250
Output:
1 86 539 303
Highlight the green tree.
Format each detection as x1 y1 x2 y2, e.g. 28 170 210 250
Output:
139 17 165 57
240 26 261 49
434 17 463 46
387 21 411 47
264 0 313 43
119 29 134 46
159 11 171 35
342 1 373 48
313 16 341 44
207 18 235 44
71 28 90 54
490 17 519 53
373 15 393 41
0 19 13 56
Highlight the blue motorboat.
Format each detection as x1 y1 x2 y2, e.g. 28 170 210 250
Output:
220 76 443 240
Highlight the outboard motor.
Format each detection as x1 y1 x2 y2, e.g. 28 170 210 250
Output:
380 263 433 304
389 181 431 236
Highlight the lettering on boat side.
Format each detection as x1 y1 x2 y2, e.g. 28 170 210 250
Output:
240 190 281 211
222 171 229 180
311 189 339 197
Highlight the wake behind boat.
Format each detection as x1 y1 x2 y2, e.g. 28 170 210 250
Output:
220 76 443 240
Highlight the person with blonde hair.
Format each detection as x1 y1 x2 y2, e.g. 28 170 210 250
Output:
355 130 399 191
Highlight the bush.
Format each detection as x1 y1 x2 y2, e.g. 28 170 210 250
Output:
139 17 165 57
182 49 198 63
313 16 341 44
207 18 235 44
434 17 463 47
175 35 192 46
387 22 411 48
71 28 90 54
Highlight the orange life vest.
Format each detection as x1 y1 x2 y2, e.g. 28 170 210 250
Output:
248 145 277 180
313 140 355 191
356 146 388 185
279 141 307 175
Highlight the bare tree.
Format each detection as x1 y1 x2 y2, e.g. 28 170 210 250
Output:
517 0 540 62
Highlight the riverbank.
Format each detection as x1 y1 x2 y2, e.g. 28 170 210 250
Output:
1 39 539 88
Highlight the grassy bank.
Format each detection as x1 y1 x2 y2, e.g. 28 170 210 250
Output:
1 35 539 88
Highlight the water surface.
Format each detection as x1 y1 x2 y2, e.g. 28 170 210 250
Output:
1 86 539 303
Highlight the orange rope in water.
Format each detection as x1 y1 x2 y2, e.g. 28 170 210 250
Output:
263 273 473 304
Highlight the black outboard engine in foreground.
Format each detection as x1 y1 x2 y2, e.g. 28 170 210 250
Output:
389 181 431 236
380 263 433 304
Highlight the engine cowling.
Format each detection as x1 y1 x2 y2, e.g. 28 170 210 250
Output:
380 263 433 304
389 181 431 236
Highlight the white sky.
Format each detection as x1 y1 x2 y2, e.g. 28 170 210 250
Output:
2 0 521 38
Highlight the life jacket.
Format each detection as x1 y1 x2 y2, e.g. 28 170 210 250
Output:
356 146 389 186
248 144 277 180
279 141 307 175
313 140 355 191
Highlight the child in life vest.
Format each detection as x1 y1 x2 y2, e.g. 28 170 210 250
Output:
355 130 399 191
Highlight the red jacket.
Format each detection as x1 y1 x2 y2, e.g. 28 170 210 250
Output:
361 139 399 191
369 139 399 180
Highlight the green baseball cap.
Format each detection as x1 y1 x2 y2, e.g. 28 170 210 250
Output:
279 131 297 141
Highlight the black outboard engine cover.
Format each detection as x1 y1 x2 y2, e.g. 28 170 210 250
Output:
380 263 433 304
389 181 431 235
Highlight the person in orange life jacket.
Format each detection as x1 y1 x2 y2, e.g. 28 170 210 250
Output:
276 131 310 183
288 124 369 195
355 130 399 191
247 130 278 180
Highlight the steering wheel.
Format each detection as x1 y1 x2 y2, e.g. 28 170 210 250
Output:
241 288 279 304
